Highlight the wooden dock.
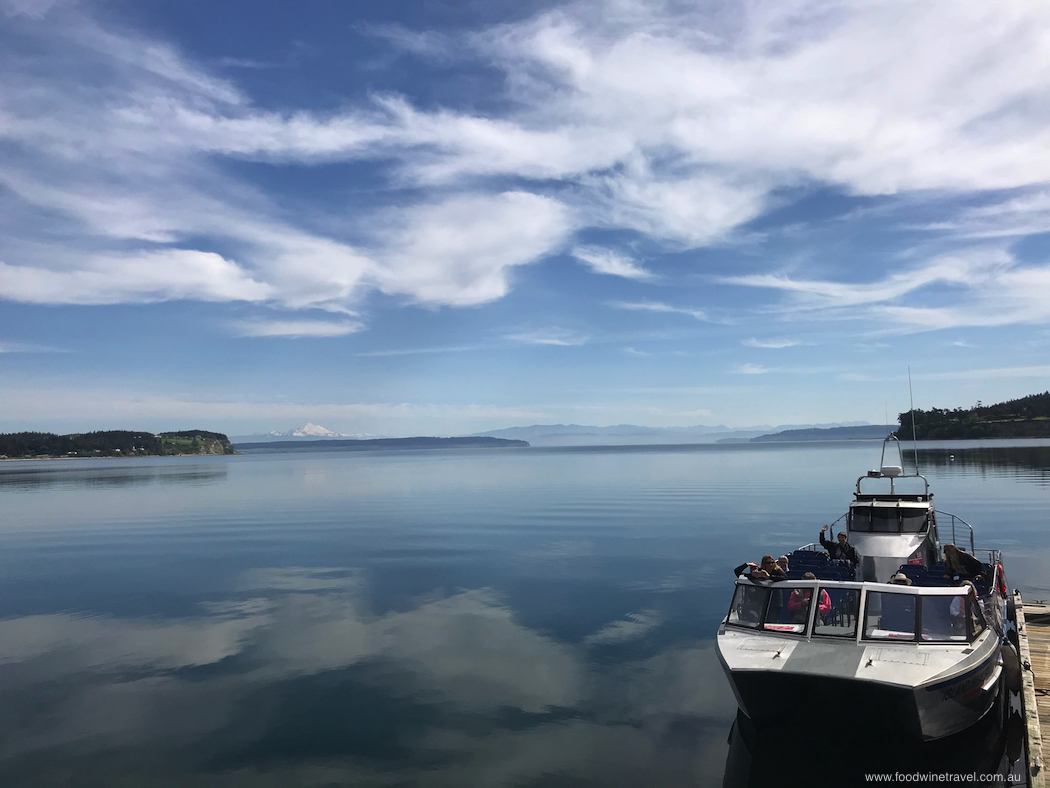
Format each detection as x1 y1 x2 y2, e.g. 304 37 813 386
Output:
1018 594 1050 787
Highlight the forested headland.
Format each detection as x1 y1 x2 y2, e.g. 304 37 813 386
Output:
0 430 236 459
896 391 1050 439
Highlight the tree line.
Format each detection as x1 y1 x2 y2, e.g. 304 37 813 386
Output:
897 391 1050 439
0 430 233 458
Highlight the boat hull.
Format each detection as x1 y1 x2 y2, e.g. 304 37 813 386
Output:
718 645 1001 741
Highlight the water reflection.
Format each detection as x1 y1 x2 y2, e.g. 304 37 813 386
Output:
0 567 734 787
0 462 228 491
4 442 1050 785
723 702 1025 788
915 444 1050 486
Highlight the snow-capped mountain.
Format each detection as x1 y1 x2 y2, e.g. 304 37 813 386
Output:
230 424 375 442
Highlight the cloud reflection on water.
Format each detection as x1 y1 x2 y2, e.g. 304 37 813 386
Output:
0 566 734 787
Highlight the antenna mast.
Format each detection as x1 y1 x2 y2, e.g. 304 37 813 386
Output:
908 365 919 474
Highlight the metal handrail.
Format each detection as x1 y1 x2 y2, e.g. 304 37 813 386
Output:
935 509 975 554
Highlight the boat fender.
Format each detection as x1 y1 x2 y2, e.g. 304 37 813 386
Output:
996 564 1007 597
1001 642 1022 694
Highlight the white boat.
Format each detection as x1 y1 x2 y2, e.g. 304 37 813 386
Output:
716 437 1009 741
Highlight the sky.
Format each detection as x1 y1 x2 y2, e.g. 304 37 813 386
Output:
2 0 1050 437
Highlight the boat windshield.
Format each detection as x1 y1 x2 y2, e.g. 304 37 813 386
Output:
727 584 769 629
863 591 916 640
850 506 928 533
920 595 968 642
814 587 859 638
763 587 811 634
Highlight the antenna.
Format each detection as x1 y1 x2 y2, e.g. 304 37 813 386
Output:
908 365 919 473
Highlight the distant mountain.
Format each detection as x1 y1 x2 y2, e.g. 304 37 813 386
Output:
474 422 872 447
234 436 529 453
230 423 376 443
747 425 898 443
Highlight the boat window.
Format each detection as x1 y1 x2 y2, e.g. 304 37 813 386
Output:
969 599 986 639
763 587 812 634
814 587 859 638
727 584 770 629
850 507 928 534
900 510 927 533
920 595 968 642
863 591 917 641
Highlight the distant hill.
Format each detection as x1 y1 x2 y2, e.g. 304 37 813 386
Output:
0 429 235 459
896 391 1050 439
748 425 898 443
475 422 872 447
234 436 529 453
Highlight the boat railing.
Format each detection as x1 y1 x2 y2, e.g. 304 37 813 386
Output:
974 547 1003 568
935 509 975 554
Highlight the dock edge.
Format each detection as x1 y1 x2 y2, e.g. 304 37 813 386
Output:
1017 591 1045 788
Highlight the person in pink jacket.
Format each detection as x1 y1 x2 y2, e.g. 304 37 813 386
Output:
787 572 832 622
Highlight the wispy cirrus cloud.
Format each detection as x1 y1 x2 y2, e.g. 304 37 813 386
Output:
505 329 589 346
231 318 364 338
734 363 775 375
725 248 1050 333
609 301 706 320
0 340 68 353
742 337 803 349
571 246 653 280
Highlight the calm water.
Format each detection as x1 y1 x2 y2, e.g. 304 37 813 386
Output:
2 441 1049 787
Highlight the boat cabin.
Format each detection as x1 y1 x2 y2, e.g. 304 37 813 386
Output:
841 443 942 581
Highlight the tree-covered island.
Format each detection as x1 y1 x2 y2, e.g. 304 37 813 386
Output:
896 391 1050 440
0 430 236 459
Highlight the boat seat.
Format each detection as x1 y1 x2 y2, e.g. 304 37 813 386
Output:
790 550 828 563
921 576 953 587
896 565 928 582
881 594 916 634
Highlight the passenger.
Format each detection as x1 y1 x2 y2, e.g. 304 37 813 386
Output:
819 524 859 567
889 572 913 586
777 555 790 573
787 572 832 621
733 555 788 581
950 580 978 629
943 544 985 581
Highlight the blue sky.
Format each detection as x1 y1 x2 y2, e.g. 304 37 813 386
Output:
2 0 1050 437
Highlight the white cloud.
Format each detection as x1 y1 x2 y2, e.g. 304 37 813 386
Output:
372 192 573 306
0 340 67 353
724 247 1050 332
231 318 363 338
742 337 803 349
0 250 272 305
505 328 589 346
0 387 550 429
608 301 706 320
734 363 774 375
4 0 1050 331
571 246 652 280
